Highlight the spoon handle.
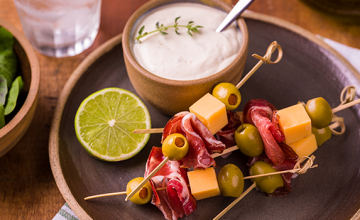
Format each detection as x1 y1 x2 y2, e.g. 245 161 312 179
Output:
216 0 254 33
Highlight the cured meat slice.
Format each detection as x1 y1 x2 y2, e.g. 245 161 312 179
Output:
243 99 287 165
180 113 217 169
162 112 188 143
145 147 197 220
216 111 242 148
162 112 226 169
183 113 225 154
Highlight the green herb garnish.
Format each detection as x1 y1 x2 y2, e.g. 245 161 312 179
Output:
135 16 203 43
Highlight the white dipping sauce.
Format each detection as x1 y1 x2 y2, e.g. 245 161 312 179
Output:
131 3 242 81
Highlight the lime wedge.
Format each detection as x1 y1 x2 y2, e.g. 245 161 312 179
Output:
74 88 151 161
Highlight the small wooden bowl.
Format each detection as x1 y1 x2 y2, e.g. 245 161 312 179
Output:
123 0 249 115
0 18 40 157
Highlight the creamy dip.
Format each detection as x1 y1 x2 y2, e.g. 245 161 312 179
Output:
131 3 242 81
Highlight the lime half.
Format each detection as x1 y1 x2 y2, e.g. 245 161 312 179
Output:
74 88 151 161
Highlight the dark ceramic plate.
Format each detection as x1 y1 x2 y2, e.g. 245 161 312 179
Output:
50 12 360 220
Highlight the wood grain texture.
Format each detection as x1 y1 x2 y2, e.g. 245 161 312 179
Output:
0 0 358 219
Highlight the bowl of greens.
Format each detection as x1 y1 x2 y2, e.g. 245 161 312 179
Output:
0 18 40 157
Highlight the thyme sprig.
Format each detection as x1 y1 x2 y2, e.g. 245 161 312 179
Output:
135 17 203 43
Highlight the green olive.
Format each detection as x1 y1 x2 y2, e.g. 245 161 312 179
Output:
162 133 189 161
234 124 264 157
217 164 244 197
249 161 284 194
212 82 241 111
305 97 332 129
312 126 332 146
126 177 153 205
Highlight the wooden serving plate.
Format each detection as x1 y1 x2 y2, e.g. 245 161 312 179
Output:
49 12 360 220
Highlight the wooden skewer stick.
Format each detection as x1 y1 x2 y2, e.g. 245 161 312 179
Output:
84 186 168 200
332 98 360 113
213 183 257 220
243 155 317 180
125 157 170 201
85 191 127 200
211 146 238 158
236 41 283 89
243 166 317 179
133 128 164 134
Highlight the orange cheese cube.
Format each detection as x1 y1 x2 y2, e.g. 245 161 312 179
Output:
277 103 312 145
288 134 318 158
187 167 220 200
189 93 228 135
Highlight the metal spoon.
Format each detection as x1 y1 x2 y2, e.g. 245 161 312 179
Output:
216 0 254 33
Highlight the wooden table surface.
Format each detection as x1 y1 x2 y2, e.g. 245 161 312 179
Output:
0 0 359 219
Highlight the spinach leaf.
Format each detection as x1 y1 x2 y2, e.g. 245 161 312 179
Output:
0 27 17 88
0 74 7 105
4 76 23 115
0 104 4 129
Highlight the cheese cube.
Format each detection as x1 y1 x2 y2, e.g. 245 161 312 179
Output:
189 93 228 135
187 167 220 200
288 133 318 158
277 103 312 145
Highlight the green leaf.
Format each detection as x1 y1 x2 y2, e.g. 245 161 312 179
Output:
0 74 7 105
0 27 17 89
4 76 23 115
138 25 145 35
192 28 199 33
187 30 193 37
175 17 181 23
0 104 4 129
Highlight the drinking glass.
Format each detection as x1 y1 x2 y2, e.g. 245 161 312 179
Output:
13 0 102 57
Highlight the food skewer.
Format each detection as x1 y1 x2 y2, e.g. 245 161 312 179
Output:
132 41 283 135
85 154 316 201
133 97 360 135
213 155 317 220
84 145 245 201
